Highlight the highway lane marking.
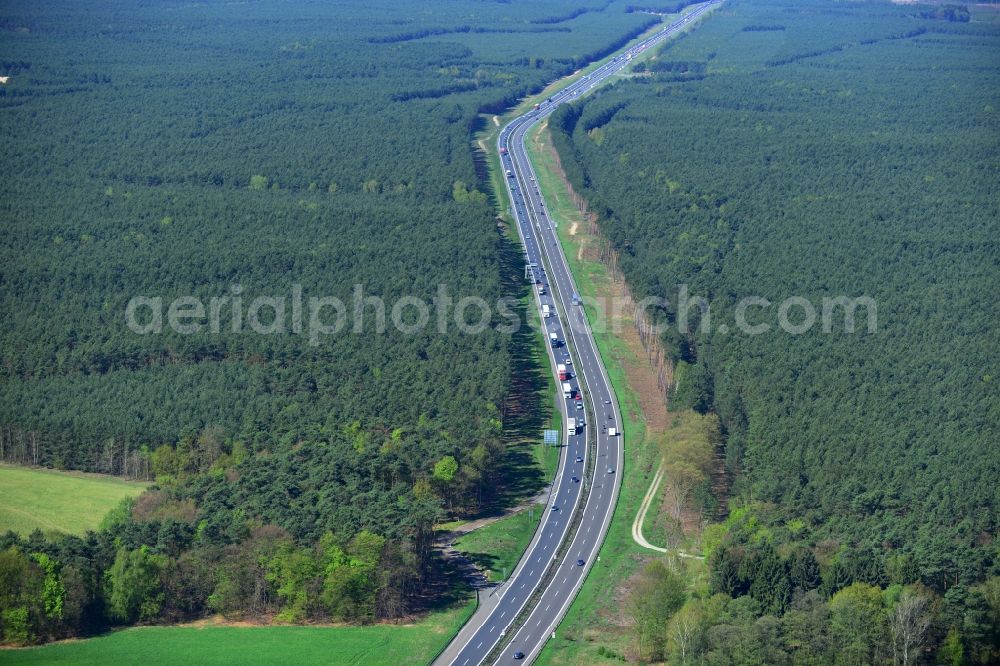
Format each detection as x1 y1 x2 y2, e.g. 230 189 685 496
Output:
461 18 703 652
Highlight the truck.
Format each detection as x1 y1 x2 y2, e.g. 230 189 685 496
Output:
608 427 618 437
542 304 551 318
562 382 572 399
567 417 577 435
557 363 568 380
549 332 558 346
538 284 546 296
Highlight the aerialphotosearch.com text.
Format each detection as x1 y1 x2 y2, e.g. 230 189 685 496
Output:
125 283 877 346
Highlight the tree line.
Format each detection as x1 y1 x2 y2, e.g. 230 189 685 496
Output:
0 0 665 645
549 0 999 660
627 505 1000 664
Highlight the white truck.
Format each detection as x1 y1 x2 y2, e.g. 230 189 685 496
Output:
567 417 577 435
562 382 572 399
542 304 551 318
608 427 618 437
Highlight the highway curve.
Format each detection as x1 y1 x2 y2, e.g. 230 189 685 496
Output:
438 5 720 664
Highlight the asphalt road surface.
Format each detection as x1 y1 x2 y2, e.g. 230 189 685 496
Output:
440 5 719 664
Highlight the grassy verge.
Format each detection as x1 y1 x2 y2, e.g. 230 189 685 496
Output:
452 507 546 583
475 49 661 665
492 290 561 506
0 464 149 536
540 321 666 662
0 600 475 666
535 397 561 482
468 12 714 658
525 117 710 663
455 330 559 583
454 121 564 585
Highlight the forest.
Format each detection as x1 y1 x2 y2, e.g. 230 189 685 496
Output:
549 0 999 661
0 0 660 645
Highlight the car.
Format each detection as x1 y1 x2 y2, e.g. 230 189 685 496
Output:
550 505 558 511
575 456 584 463
608 413 613 419
572 476 580 483
564 357 572 364
576 401 584 410
604 399 611 404
607 468 615 474
576 559 585 566
514 651 525 660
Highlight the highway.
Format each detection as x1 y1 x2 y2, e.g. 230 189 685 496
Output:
440 5 719 664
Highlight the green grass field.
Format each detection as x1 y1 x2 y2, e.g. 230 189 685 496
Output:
0 599 475 666
0 464 149 536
